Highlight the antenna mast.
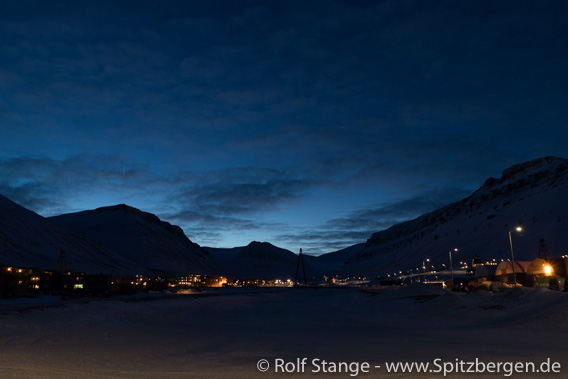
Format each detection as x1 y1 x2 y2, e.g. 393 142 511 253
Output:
294 248 307 287
538 238 551 260
56 250 67 272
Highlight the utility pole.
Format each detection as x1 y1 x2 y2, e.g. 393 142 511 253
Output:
449 248 457 289
56 250 67 273
294 248 307 287
538 238 550 260
508 227 522 286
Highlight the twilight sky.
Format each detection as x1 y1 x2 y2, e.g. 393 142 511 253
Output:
1 0 567 254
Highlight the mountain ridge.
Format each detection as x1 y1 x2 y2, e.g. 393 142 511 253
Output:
2 156 566 279
49 204 218 276
0 194 146 274
341 156 568 277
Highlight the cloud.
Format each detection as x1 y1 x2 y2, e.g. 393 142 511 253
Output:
158 166 319 246
164 209 287 247
327 189 468 230
275 230 373 256
273 188 471 254
3 1 567 166
1 0 567 253
0 154 164 214
0 154 318 247
172 167 317 215
166 209 265 231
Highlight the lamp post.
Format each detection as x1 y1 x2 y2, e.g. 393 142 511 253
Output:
449 248 458 289
508 226 522 286
422 258 430 283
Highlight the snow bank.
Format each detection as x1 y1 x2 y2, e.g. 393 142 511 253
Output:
1 287 566 378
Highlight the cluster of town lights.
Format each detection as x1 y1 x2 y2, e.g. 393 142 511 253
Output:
384 226 561 284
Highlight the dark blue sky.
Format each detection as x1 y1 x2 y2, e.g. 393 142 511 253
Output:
1 0 567 254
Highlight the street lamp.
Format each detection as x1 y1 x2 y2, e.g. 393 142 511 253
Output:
449 248 458 289
422 258 430 282
508 226 522 286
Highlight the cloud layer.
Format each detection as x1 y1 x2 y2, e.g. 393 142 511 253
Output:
1 1 567 252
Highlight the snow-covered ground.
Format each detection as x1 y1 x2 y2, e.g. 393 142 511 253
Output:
1 285 567 378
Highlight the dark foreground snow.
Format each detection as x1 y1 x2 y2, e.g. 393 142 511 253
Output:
1 285 567 378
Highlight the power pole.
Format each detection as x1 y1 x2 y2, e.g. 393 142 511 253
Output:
294 248 307 287
538 238 550 260
56 250 67 273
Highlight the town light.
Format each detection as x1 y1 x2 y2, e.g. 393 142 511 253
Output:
544 264 553 276
422 258 430 281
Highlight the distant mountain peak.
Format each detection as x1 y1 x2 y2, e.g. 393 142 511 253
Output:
93 203 151 217
240 241 294 262
49 204 217 275
0 194 144 274
247 241 272 248
87 203 179 232
205 241 303 279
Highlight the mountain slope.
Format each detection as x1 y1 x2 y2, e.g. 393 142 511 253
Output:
206 241 321 280
50 204 218 276
0 195 144 274
309 243 365 274
340 156 568 277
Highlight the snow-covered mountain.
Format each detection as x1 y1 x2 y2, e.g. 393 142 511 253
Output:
206 241 323 280
339 156 568 277
0 195 144 274
310 243 365 274
5 156 566 280
49 204 218 276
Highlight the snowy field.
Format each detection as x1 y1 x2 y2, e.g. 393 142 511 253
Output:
1 285 567 378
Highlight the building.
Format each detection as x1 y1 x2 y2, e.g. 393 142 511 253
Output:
527 257 567 290
1 266 54 298
494 261 531 285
